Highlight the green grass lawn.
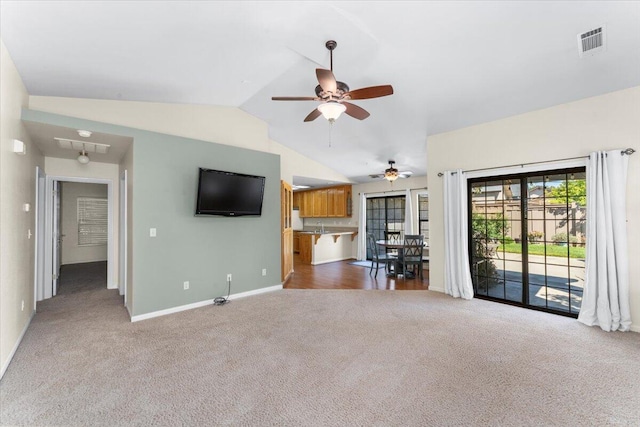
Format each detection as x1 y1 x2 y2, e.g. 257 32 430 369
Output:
498 243 585 259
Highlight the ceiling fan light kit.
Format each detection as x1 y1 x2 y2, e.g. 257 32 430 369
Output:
384 160 399 182
272 40 393 123
317 101 346 123
77 149 90 164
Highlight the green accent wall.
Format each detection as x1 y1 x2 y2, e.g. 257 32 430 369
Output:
22 109 281 317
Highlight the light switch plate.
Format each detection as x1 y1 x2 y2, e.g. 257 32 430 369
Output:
150 228 157 237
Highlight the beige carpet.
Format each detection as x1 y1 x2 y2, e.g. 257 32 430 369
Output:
1 282 639 426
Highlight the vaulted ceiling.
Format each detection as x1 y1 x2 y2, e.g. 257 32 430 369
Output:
2 1 639 181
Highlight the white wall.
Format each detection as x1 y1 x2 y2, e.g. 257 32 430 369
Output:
45 157 119 288
427 86 640 330
60 182 108 265
0 40 44 377
28 97 350 185
267 139 350 185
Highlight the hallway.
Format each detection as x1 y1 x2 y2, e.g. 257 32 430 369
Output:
57 261 107 295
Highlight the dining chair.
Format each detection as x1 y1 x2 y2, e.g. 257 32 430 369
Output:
384 230 402 256
402 234 424 279
366 233 397 277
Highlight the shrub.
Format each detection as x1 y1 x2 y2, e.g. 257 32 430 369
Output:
551 232 579 245
471 213 510 241
527 231 543 242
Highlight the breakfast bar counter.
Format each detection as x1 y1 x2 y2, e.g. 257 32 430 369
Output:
297 230 357 265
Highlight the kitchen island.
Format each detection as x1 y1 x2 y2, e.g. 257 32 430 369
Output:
296 230 357 265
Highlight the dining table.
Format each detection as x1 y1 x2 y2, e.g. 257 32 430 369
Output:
376 239 429 278
376 239 413 278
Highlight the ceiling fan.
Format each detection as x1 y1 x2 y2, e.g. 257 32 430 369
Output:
369 160 413 182
272 40 394 123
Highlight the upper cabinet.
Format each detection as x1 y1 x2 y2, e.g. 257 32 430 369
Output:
293 191 301 210
313 189 328 217
297 185 352 218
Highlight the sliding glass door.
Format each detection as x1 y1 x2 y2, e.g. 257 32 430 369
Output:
365 196 405 259
469 168 586 316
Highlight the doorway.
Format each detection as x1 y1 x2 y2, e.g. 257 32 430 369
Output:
468 168 586 316
58 182 108 294
281 180 293 283
39 176 115 302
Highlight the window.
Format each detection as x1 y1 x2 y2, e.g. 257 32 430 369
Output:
77 197 108 246
418 194 429 246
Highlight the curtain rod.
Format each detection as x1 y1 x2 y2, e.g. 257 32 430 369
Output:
437 148 636 177
358 187 427 195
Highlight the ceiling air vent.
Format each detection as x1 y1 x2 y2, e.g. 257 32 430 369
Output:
577 26 605 58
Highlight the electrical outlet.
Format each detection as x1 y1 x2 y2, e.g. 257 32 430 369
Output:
21 300 24 311
183 281 189 290
227 273 232 282
262 269 267 276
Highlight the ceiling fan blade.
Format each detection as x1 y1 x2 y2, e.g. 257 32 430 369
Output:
303 108 322 122
272 96 320 101
346 85 394 100
316 68 337 94
343 102 370 120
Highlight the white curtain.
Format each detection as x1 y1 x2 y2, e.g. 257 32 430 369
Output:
444 169 474 300
356 192 367 260
578 150 631 332
404 189 414 236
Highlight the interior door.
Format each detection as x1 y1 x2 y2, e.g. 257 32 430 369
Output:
34 167 46 303
52 180 62 296
281 180 294 283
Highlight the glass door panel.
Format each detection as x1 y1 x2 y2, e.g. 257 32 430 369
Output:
470 178 522 303
470 168 586 317
365 196 405 259
526 170 585 315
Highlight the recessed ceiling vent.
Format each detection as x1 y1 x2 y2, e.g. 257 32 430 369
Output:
578 26 605 58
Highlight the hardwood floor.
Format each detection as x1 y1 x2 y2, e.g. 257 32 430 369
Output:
285 254 429 290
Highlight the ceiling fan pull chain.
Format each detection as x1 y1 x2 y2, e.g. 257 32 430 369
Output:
329 122 333 147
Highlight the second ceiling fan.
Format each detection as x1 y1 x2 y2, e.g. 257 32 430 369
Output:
272 40 394 123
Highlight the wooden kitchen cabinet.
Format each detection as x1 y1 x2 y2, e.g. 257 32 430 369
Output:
300 191 313 217
297 184 352 218
328 186 345 217
299 234 313 264
293 191 301 210
293 231 300 253
313 189 328 217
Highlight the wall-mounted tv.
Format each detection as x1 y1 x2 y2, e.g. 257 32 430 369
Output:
195 168 266 216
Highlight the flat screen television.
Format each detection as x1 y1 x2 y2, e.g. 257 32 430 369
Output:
195 168 265 216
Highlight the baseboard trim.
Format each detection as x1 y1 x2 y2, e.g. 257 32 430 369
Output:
130 284 283 322
428 286 445 293
0 310 35 380
227 284 283 301
312 257 354 266
630 324 639 333
62 259 108 265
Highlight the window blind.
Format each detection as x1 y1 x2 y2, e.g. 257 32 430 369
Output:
77 197 108 246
